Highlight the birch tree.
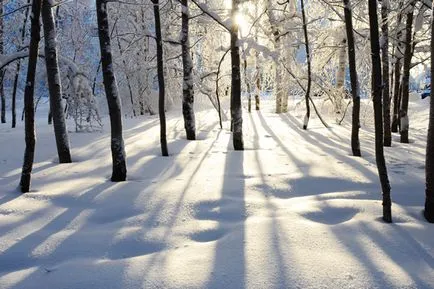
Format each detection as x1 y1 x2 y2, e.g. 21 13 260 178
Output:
0 0 5 124
181 0 196 140
368 0 392 223
96 0 127 181
400 4 415 144
381 0 391 147
424 1 434 223
343 0 361 157
20 0 42 193
231 0 243 150
41 0 72 163
152 0 169 156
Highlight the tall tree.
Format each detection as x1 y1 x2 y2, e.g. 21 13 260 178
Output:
300 0 311 130
96 0 127 181
391 1 404 133
181 0 196 140
368 0 392 223
266 0 283 114
152 0 169 156
231 0 244 150
41 0 72 163
381 0 391 146
20 0 42 193
343 0 361 157
400 5 414 144
0 0 5 124
424 1 434 223
11 1 31 129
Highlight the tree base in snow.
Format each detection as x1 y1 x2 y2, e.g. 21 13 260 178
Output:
400 131 409 143
111 164 127 182
383 208 392 223
233 134 244 151
424 202 434 223
186 130 196 140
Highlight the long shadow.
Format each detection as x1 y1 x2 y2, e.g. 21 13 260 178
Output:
249 113 291 287
280 113 379 183
0 181 114 273
256 111 309 171
136 129 224 284
205 137 245 289
2 120 220 288
328 220 434 288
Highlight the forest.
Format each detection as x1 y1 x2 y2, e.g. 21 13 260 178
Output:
0 0 433 288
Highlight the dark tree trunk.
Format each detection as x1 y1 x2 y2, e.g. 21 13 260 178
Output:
301 0 311 130
152 0 169 156
11 61 20 128
424 3 434 223
381 1 391 147
392 59 401 132
12 0 31 129
181 0 196 140
42 0 72 163
343 0 361 157
0 0 5 124
368 0 392 223
96 0 127 181
20 0 42 193
391 1 404 133
231 0 244 150
400 7 414 144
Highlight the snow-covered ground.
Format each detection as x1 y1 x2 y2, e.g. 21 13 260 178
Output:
0 95 433 289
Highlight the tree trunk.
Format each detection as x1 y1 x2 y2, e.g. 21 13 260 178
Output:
381 1 391 147
96 0 127 181
42 0 72 163
254 23 260 111
301 0 311 130
231 0 243 150
392 59 401 132
242 47 252 113
400 7 414 144
368 0 392 223
181 0 196 140
335 31 346 116
0 0 5 124
152 0 169 156
425 3 434 223
343 0 361 157
20 0 42 193
266 0 283 114
391 1 404 133
114 25 136 117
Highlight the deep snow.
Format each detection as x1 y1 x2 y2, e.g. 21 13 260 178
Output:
0 96 433 289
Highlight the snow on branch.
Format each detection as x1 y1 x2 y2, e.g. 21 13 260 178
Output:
189 0 231 32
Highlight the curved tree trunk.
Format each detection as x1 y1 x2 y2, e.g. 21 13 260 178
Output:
400 7 414 144
368 0 392 223
424 3 434 223
152 0 169 156
42 0 72 163
96 0 127 181
300 0 311 130
231 0 243 150
20 0 42 193
381 1 391 147
181 0 196 140
343 0 361 157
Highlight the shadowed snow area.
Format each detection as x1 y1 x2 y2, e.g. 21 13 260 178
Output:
0 99 433 289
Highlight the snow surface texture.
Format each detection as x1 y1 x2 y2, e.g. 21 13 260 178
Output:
0 97 433 289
